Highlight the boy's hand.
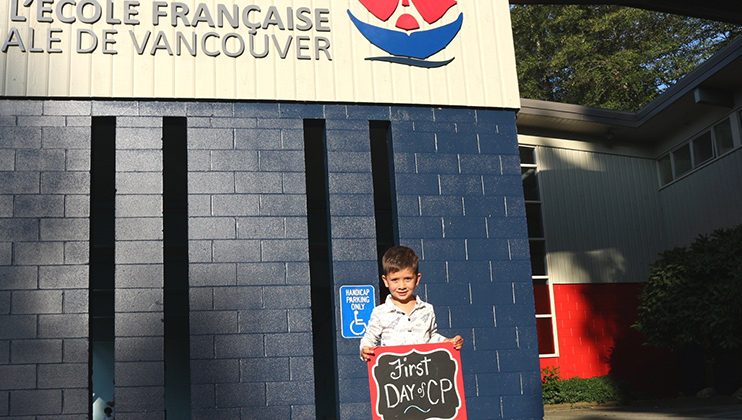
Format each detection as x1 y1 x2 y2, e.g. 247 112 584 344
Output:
361 346 375 362
445 335 464 350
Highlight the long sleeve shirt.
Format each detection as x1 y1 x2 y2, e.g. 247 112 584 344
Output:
359 295 447 354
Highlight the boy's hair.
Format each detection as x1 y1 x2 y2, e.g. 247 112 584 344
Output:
382 246 419 275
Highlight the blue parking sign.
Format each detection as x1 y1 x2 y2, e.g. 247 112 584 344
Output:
340 285 376 339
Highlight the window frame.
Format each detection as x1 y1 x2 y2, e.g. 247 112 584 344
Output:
691 131 714 167
713 117 735 157
672 142 692 177
519 146 559 358
657 153 673 186
657 109 742 187
533 275 559 357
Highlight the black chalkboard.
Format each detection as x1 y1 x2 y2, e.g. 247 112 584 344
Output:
367 342 467 420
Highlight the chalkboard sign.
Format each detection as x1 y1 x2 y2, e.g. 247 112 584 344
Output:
367 342 467 420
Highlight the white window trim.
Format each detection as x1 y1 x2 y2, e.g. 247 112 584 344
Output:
657 108 742 188
520 146 560 358
534 277 560 358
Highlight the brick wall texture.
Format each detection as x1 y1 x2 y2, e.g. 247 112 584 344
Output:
0 100 542 419
0 100 90 419
115 117 166 419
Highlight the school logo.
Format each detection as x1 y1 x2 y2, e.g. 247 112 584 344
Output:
347 0 463 68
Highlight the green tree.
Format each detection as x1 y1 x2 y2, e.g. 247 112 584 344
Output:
634 225 742 387
511 5 742 110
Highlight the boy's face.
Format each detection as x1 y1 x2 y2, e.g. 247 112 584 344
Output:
382 268 421 304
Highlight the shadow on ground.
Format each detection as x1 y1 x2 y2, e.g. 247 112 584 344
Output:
545 396 742 419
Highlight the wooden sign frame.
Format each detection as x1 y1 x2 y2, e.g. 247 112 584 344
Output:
367 342 467 420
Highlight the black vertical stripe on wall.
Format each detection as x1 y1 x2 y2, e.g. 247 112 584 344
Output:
162 117 191 419
90 116 116 417
369 121 398 300
304 119 340 419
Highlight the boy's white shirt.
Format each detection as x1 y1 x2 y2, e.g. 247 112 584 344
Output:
359 294 446 355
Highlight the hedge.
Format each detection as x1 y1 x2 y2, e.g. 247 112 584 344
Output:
542 367 622 404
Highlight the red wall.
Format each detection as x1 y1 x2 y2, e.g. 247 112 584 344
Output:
539 283 677 393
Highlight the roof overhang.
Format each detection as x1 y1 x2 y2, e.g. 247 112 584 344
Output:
516 36 742 149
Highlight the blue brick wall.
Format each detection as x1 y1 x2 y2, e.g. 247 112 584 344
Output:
391 107 543 419
0 100 541 419
0 100 90 418
317 104 541 419
324 115 378 419
186 103 316 419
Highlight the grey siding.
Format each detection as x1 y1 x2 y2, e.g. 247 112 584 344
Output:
659 148 742 247
536 146 664 284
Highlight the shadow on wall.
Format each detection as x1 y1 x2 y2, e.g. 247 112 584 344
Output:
540 282 680 397
536 163 664 286
536 148 742 396
603 285 742 396
533 152 680 396
595 285 681 397
0 119 93 417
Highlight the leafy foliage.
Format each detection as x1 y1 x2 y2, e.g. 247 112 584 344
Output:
634 225 742 352
541 366 561 403
541 367 622 404
511 5 742 110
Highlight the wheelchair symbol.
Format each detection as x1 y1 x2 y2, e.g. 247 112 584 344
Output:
349 310 367 336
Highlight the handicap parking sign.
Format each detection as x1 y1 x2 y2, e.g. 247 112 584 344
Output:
340 285 376 339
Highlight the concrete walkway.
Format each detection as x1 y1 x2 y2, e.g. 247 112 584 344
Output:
544 397 742 419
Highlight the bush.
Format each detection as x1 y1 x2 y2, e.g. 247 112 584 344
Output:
557 376 621 403
541 367 562 404
634 225 742 352
633 225 742 390
542 367 622 404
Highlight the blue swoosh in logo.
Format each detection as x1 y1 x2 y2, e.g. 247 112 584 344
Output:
347 10 463 60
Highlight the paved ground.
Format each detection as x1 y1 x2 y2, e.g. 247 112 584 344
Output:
544 397 742 419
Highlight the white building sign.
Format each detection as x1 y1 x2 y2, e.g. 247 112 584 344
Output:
0 0 519 108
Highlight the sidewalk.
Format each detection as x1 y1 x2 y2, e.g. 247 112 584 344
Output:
544 397 742 419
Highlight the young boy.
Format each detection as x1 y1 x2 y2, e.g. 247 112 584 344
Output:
360 246 464 361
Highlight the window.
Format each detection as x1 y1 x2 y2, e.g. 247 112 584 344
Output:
533 280 555 355
522 167 540 201
525 203 543 237
658 154 673 185
692 132 714 166
657 113 740 186
714 119 734 156
519 146 536 165
519 146 558 357
529 240 547 276
673 143 692 176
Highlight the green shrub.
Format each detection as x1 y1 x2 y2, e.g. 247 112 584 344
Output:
634 225 742 352
541 367 562 404
633 225 742 389
541 367 622 404
558 376 621 403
